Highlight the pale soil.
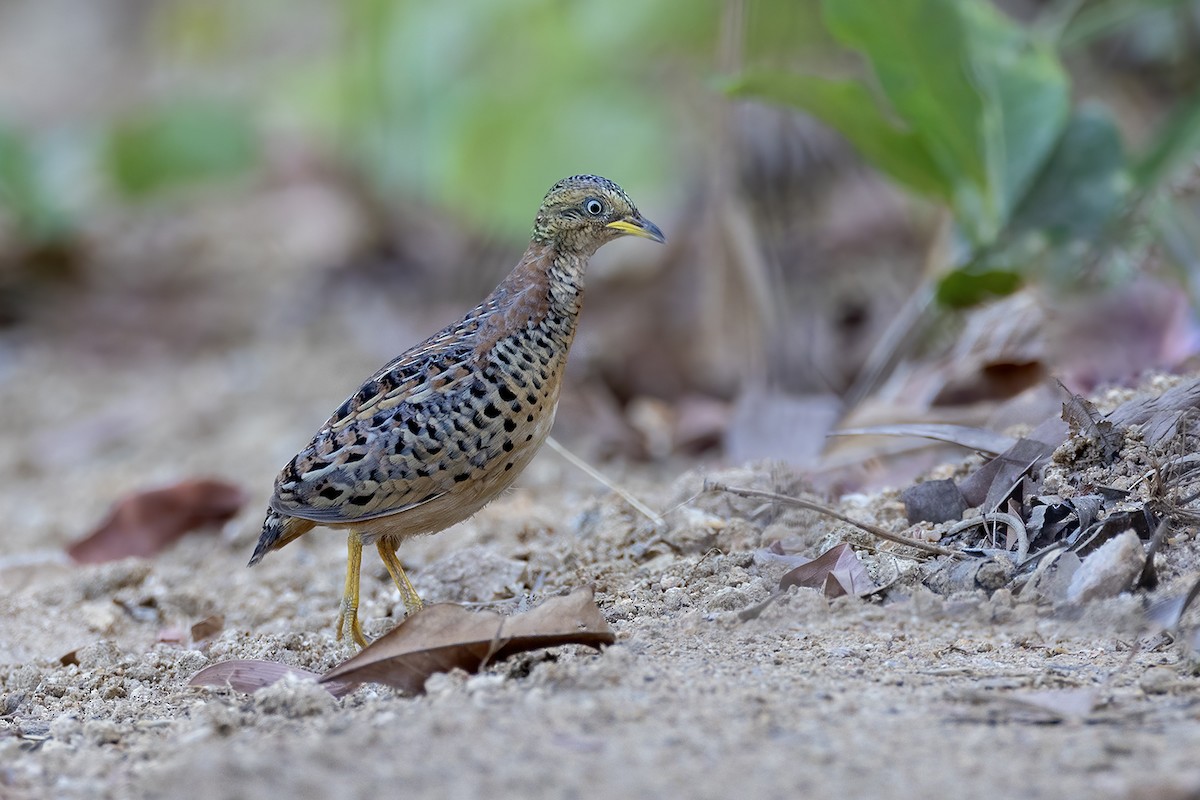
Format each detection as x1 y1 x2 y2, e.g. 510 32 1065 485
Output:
2 215 1200 800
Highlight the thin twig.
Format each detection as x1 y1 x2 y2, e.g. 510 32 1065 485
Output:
657 489 707 519
1130 453 1200 491
947 511 1029 563
705 482 960 558
544 436 665 528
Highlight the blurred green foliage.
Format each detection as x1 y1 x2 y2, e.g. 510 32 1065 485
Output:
1009 109 1128 240
105 101 258 198
0 0 732 253
725 74 950 198
0 126 71 245
732 0 1071 249
3 0 1199 279
729 0 1200 307
282 0 719 233
826 0 1069 246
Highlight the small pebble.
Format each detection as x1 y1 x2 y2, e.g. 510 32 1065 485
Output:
705 587 749 612
663 587 686 611
252 673 336 718
1140 666 1177 695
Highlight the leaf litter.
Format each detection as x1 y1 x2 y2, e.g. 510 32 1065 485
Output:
777 543 879 598
882 377 1200 611
716 376 1200 670
190 587 614 697
11 337 1200 797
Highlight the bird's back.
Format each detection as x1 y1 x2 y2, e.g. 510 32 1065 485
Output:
260 242 577 549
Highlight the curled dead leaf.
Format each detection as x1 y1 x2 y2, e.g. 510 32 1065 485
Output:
188 587 614 698
68 478 245 564
190 614 225 644
958 428 1059 509
902 478 967 524
320 586 615 695
189 660 356 698
779 543 878 599
1058 381 1123 463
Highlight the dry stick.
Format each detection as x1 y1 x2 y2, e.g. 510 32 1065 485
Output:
706 482 960 558
657 490 707 520
1130 453 1200 491
946 511 1029 563
544 436 666 528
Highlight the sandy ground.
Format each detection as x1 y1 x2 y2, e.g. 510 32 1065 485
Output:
3 210 1200 799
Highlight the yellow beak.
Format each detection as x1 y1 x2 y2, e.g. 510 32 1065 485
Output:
606 217 666 244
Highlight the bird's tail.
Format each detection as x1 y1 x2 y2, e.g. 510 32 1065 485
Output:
248 508 315 566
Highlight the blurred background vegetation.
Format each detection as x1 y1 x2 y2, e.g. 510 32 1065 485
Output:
4 0 1200 466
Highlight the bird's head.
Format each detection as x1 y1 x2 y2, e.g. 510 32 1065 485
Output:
532 174 666 254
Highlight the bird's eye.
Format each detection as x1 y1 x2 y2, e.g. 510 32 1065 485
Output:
584 199 604 216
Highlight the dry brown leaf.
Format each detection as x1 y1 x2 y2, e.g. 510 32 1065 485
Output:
67 478 245 564
901 478 967 524
319 587 615 695
958 435 1056 510
779 543 878 598
189 659 356 698
1059 381 1122 463
190 614 225 644
188 588 614 698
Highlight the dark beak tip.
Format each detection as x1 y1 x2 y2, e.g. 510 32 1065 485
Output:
644 219 667 245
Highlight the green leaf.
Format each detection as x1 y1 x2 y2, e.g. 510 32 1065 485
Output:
822 0 1069 246
443 89 670 234
963 2 1071 227
105 101 258 198
935 266 1023 308
823 0 986 185
725 72 949 199
276 0 720 235
936 108 1131 307
1010 106 1129 239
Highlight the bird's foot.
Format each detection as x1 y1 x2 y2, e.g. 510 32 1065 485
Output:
377 539 424 617
335 597 368 648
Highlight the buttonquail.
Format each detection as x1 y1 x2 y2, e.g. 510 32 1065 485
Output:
250 175 665 646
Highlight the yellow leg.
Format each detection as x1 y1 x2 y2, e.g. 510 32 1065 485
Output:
335 531 367 647
376 539 424 616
